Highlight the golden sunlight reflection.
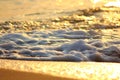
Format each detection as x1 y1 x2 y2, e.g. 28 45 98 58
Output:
91 0 101 3
92 0 120 7
105 0 120 7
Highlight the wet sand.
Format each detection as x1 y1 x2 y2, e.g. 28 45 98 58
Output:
0 59 120 80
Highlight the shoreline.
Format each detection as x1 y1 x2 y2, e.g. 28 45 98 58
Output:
0 6 120 80
0 6 120 62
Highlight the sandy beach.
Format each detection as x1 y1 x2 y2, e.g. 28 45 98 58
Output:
0 59 120 80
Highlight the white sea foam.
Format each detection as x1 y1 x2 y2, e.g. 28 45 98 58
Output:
0 29 120 62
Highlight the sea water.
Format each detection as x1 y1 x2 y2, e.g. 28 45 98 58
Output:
0 0 114 22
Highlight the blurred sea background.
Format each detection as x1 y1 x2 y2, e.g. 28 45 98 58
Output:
0 0 119 22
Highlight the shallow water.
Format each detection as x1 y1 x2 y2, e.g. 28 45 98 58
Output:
0 0 120 62
0 0 116 22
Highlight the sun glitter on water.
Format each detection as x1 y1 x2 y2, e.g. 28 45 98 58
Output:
91 0 120 7
92 0 101 3
105 0 120 7
92 0 120 7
